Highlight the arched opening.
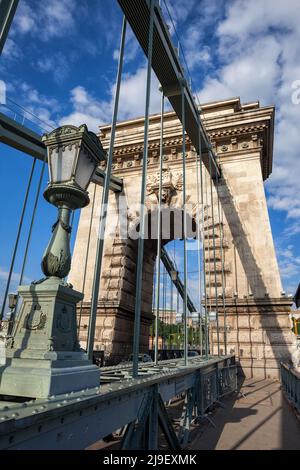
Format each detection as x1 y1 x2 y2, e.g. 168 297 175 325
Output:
124 206 204 362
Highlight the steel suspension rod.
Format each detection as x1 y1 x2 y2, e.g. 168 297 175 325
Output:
216 174 227 355
209 156 220 356
181 81 188 367
87 17 127 360
198 122 209 360
78 184 97 333
195 132 203 357
132 0 155 377
15 156 46 314
0 157 36 320
154 91 165 364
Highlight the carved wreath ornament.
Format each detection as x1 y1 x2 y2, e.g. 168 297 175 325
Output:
146 168 183 205
25 303 47 331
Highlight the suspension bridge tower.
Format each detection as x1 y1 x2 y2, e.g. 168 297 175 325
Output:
69 97 295 379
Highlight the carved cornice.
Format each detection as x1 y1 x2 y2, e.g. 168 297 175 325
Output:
99 98 275 180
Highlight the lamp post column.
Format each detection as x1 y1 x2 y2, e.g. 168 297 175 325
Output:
0 124 105 399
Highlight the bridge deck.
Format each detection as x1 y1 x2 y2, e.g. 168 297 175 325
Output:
189 378 300 450
0 355 235 449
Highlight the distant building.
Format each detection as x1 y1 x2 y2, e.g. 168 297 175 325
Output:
152 308 198 327
294 283 300 309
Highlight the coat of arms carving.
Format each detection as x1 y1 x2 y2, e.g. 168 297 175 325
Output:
146 167 183 205
25 303 47 331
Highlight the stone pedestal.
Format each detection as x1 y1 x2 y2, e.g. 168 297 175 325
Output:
210 298 296 379
0 278 100 398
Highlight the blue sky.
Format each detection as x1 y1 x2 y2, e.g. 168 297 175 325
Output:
0 0 300 313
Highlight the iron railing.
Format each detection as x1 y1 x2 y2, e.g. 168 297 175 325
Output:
280 362 300 415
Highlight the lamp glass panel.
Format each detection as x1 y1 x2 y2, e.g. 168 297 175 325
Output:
75 148 97 190
50 146 75 183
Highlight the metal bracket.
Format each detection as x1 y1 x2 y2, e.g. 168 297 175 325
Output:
120 386 181 450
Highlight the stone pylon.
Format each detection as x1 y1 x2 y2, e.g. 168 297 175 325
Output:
69 97 296 377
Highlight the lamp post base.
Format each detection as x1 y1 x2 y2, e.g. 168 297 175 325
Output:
0 277 100 399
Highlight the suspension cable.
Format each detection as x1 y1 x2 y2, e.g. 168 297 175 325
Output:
176 281 179 348
170 258 174 348
0 157 36 320
14 155 47 316
87 16 127 361
163 266 166 350
132 0 155 377
154 91 164 364
77 184 97 333
181 81 188 366
209 156 220 356
204 164 212 355
197 123 209 360
216 174 228 355
195 137 203 357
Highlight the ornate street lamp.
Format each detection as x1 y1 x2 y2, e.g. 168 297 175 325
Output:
41 124 106 279
0 125 106 399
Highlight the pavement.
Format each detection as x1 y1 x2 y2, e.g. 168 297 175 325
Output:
188 378 300 450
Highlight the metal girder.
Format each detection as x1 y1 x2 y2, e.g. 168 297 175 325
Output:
121 391 154 450
0 356 236 450
117 0 220 175
121 384 180 450
157 393 181 450
178 386 196 446
0 112 123 192
161 246 197 313
0 0 19 55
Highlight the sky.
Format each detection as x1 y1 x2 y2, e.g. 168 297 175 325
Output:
0 0 300 313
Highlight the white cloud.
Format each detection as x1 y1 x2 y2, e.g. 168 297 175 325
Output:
199 35 281 104
35 53 70 84
161 0 196 33
2 38 22 61
59 64 162 131
113 26 142 64
117 67 161 120
13 0 76 41
191 0 300 231
4 81 60 132
59 85 111 132
161 0 300 291
275 242 300 294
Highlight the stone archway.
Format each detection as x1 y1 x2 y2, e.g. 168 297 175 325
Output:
71 173 199 366
69 97 296 376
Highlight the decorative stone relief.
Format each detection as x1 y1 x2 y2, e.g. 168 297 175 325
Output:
24 303 47 331
56 306 72 333
146 166 183 205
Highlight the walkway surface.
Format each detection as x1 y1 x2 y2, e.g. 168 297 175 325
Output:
188 379 300 450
